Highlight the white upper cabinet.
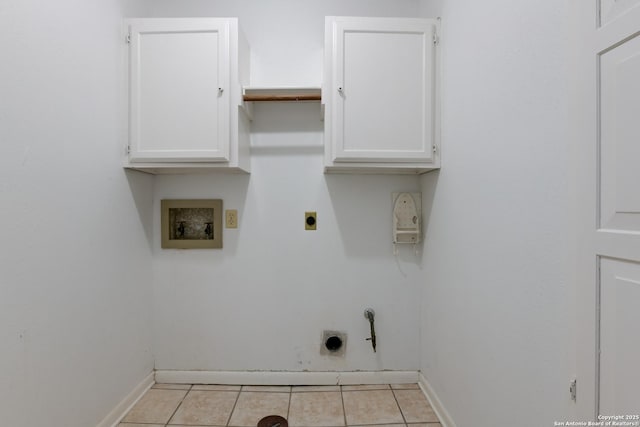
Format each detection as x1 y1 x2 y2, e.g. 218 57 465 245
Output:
323 17 440 174
125 18 250 173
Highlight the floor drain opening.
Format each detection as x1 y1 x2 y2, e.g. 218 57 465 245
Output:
258 415 288 427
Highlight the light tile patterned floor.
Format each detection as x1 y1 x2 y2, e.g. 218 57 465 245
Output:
119 383 442 427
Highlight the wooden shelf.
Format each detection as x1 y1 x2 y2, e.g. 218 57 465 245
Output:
243 87 321 102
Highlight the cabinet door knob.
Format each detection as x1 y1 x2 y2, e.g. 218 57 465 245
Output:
218 87 224 95
337 87 343 94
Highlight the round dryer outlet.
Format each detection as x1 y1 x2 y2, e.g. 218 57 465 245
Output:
320 330 347 357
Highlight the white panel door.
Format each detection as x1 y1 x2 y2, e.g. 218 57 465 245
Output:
573 1 640 420
330 18 435 163
599 259 640 415
600 0 640 25
128 19 230 163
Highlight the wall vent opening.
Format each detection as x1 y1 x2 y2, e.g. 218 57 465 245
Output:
320 330 347 357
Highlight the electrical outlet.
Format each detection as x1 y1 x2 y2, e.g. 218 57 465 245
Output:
225 209 238 228
305 211 317 230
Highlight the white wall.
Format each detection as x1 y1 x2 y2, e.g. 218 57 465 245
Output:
146 0 428 372
0 1 154 426
0 0 576 423
419 0 572 426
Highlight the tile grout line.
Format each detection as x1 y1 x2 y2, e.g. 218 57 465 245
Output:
163 384 193 426
341 385 391 392
340 385 349 427
286 389 292 422
225 386 244 427
390 388 409 426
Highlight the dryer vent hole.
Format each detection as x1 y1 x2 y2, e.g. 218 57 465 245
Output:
325 336 343 352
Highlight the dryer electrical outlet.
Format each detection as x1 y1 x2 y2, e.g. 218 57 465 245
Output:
305 212 317 230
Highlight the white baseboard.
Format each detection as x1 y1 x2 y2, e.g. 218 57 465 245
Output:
418 372 457 427
154 370 419 386
96 372 154 427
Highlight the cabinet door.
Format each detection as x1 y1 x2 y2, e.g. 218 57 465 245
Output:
330 18 435 163
128 19 230 163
